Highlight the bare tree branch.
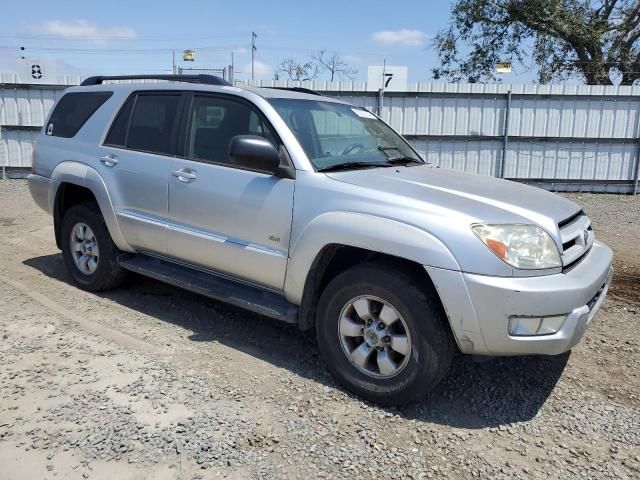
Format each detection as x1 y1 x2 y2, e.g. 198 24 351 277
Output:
274 58 320 81
312 50 358 81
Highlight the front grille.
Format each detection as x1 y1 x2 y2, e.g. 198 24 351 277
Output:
562 238 577 251
559 211 593 272
558 209 584 228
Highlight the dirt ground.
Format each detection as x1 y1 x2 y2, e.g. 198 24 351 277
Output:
0 180 639 480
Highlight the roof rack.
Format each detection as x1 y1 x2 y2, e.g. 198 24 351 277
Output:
264 86 323 96
80 74 231 86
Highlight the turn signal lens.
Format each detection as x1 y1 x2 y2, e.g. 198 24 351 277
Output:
486 238 507 260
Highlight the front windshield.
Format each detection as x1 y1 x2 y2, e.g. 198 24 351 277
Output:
269 99 423 170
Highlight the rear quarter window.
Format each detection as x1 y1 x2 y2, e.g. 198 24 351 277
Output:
104 96 134 147
46 92 113 138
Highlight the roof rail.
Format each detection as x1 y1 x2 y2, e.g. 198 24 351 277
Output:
264 86 323 96
80 74 231 86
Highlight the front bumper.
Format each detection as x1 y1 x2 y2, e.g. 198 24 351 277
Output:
426 240 614 356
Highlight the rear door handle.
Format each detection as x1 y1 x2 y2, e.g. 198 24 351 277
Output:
172 169 197 182
100 154 119 167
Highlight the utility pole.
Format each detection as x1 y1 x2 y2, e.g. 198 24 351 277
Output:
172 50 176 75
251 32 257 82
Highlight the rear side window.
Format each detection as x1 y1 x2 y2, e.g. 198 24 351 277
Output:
105 93 182 156
46 92 112 138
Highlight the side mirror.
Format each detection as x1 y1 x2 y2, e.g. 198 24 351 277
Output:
228 135 281 174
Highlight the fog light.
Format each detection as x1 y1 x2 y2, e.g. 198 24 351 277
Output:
509 315 566 336
538 315 566 335
508 317 541 336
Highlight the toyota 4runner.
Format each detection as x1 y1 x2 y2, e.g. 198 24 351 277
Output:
28 74 614 405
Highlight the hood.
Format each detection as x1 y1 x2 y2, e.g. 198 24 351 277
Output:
326 165 580 231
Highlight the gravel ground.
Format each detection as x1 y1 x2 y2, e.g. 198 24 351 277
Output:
0 180 639 480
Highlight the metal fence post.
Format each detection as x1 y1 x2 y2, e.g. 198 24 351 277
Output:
0 99 5 180
634 141 640 195
0 126 5 180
497 89 512 178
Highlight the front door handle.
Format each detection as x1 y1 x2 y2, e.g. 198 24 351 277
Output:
172 169 197 183
100 154 119 167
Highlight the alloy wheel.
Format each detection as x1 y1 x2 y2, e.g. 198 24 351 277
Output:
338 295 412 378
69 222 100 275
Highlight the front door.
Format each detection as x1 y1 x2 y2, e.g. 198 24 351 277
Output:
167 93 294 290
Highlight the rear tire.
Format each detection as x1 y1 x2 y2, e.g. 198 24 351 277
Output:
316 262 455 405
61 203 126 292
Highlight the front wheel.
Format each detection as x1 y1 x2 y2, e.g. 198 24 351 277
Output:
316 262 455 405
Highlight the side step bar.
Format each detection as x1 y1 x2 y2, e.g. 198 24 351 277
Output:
118 254 299 324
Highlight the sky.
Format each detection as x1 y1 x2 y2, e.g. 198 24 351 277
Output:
0 0 536 84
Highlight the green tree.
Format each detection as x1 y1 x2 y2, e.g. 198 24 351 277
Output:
433 0 640 85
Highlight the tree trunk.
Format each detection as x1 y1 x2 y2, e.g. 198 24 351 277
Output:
581 63 614 85
621 71 640 85
620 60 640 85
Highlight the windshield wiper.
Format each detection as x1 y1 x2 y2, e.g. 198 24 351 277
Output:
377 146 422 166
317 161 392 172
386 156 423 166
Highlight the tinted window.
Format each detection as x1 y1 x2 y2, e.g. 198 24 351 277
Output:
185 95 277 164
46 92 112 138
125 94 182 155
104 96 134 147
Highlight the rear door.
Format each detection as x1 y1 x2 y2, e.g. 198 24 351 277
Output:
99 92 185 254
166 93 295 290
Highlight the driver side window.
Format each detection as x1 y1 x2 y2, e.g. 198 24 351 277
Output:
185 95 278 164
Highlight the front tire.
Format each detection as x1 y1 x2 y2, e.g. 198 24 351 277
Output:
316 262 455 405
61 203 126 292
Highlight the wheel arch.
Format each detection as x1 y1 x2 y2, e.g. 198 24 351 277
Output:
286 212 461 331
298 244 451 330
51 162 133 252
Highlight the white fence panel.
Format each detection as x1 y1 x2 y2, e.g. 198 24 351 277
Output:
0 129 38 168
2 77 639 191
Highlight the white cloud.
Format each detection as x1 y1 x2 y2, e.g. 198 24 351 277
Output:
38 19 137 41
371 29 428 47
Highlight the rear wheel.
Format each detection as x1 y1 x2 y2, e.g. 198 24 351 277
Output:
61 203 126 291
316 262 455 405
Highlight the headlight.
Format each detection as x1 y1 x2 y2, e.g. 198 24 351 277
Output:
472 224 561 270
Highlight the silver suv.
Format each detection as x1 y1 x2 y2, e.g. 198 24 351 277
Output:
28 75 614 405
